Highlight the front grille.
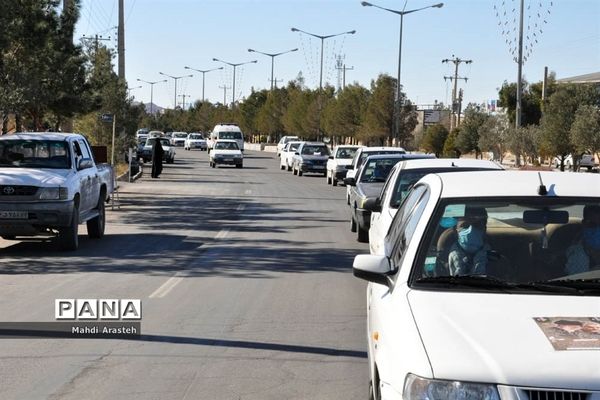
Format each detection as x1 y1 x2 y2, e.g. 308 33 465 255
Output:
313 160 326 166
0 185 38 196
527 390 589 400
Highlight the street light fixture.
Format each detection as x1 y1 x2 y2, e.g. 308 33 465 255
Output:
184 66 224 102
136 78 168 115
212 58 258 105
290 27 356 90
158 72 194 109
247 48 298 91
361 1 443 143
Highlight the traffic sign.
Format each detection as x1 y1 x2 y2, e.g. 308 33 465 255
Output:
100 113 114 123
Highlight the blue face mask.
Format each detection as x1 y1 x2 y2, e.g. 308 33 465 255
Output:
457 225 485 254
583 227 600 250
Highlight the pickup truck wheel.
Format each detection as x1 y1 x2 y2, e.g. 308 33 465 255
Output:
357 225 369 243
87 193 105 239
59 206 79 251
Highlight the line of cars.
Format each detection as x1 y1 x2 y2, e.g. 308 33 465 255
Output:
278 138 600 397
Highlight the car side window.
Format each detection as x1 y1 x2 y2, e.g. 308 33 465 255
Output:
77 139 92 159
379 165 398 206
388 185 429 267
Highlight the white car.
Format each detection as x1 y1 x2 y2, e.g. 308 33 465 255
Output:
353 170 600 400
367 159 504 255
326 145 362 186
209 139 243 168
554 154 597 171
279 141 302 171
184 133 207 151
171 131 188 147
345 147 406 205
277 135 300 156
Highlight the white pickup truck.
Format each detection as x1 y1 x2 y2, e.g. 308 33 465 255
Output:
0 132 114 250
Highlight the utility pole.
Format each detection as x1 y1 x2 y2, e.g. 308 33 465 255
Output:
218 85 231 105
178 94 190 110
117 0 125 80
442 55 472 130
62 0 75 133
336 63 354 90
272 78 283 88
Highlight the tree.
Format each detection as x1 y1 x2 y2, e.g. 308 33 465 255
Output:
456 106 488 157
421 124 448 157
571 105 600 162
359 74 395 145
443 128 461 158
321 83 370 145
478 114 510 162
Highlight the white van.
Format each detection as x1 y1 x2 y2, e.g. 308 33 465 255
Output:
208 124 244 153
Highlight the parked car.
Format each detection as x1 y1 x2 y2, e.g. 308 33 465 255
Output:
345 153 434 242
326 145 362 186
277 135 300 156
0 132 114 250
279 141 302 171
141 137 175 164
345 147 407 205
184 133 207 151
171 132 188 147
291 142 330 176
554 154 597 171
353 170 600 400
136 128 150 139
366 158 504 255
209 139 243 168
148 130 164 138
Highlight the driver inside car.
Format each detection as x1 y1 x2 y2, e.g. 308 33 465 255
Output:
565 205 600 275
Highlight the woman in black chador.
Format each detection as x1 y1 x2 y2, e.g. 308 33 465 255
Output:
151 139 164 178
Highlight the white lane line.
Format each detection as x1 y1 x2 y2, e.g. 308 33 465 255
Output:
215 228 229 239
149 276 184 298
236 204 246 211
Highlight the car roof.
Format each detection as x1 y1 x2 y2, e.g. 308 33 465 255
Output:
214 124 242 132
361 146 405 153
302 142 327 146
400 158 503 170
215 139 238 143
422 171 600 198
363 153 435 161
0 132 83 141
335 145 362 149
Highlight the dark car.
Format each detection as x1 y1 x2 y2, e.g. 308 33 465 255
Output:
345 153 435 242
291 142 330 176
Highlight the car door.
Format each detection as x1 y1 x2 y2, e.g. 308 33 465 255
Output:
76 139 97 212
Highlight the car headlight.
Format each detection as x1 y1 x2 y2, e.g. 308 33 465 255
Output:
403 374 500 400
39 187 69 200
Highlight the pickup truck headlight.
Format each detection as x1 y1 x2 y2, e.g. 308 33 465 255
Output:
39 187 69 200
403 374 500 400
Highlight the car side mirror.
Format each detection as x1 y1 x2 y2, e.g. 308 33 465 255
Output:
363 197 382 213
353 254 393 287
343 177 356 186
77 158 93 170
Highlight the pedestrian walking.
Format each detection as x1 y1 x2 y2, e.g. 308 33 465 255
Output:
151 139 164 178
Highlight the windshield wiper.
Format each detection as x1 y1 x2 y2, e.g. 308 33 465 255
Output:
528 279 600 294
416 275 513 289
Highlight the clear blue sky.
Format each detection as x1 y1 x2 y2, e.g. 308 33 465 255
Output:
74 0 600 110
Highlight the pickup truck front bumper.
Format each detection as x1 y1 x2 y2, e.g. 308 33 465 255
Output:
0 200 75 236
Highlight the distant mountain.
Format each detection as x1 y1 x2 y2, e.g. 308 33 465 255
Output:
132 101 165 115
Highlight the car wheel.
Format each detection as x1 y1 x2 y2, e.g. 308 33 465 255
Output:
59 204 79 251
211 162 215 168
280 164 285 170
236 164 243 168
327 172 332 185
87 191 105 239
350 216 357 232
332 177 338 186
357 225 369 243
287 164 292 171
298 169 303 176
293 166 298 175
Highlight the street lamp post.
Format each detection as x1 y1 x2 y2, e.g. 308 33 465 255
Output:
184 66 224 102
247 48 298 90
290 27 356 90
361 1 443 142
136 78 168 115
212 58 258 106
158 72 194 109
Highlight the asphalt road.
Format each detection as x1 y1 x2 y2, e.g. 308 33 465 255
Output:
0 149 369 400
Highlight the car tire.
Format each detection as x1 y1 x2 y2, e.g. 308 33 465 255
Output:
236 164 243 168
293 166 298 175
211 162 215 168
357 225 369 243
298 169 303 176
350 216 357 232
280 165 285 170
332 177 338 186
327 171 332 185
58 204 79 251
87 192 105 239
287 164 292 172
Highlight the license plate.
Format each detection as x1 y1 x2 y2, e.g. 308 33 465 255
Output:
224 158 233 162
313 165 325 169
0 211 28 219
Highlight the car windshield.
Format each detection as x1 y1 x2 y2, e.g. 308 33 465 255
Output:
336 147 357 159
147 138 170 147
189 134 203 140
284 137 299 144
219 131 242 140
289 143 300 151
360 158 400 182
215 141 239 150
301 145 329 156
0 140 70 169
174 133 187 138
357 150 405 169
411 198 600 290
